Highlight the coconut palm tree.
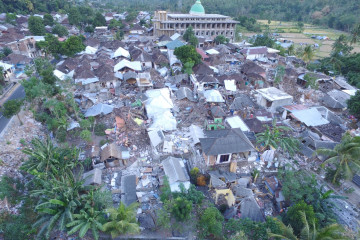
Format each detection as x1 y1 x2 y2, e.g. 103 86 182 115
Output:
102 202 140 239
288 44 295 56
256 119 300 156
316 133 360 183
302 45 314 64
350 23 360 44
269 211 350 240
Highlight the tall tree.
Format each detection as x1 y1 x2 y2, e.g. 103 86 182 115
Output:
283 201 317 236
317 133 360 183
302 45 314 64
331 34 353 57
61 36 85 57
347 91 360 118
28 16 45 35
43 13 54 26
256 118 299 156
92 12 106 27
183 26 195 42
269 211 350 240
174 45 201 65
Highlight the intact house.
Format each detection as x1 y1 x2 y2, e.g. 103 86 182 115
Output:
199 128 255 166
240 46 268 60
255 87 293 113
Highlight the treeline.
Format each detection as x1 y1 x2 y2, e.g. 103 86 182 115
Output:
101 0 359 32
0 0 73 14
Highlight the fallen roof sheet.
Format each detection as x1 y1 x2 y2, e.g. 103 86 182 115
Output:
203 89 225 103
225 116 250 132
112 46 130 59
114 59 142 72
84 103 114 117
291 108 329 127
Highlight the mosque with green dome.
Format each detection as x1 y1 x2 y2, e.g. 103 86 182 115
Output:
153 0 238 41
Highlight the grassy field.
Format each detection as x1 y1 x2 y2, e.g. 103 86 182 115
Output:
248 20 360 59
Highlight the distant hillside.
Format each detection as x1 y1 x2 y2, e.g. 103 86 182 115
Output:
0 0 72 14
2 0 359 33
103 0 359 32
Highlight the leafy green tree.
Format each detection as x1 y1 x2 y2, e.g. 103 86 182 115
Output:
347 90 360 118
274 65 285 85
36 34 63 58
115 30 124 40
125 11 138 22
80 130 92 143
317 133 360 182
225 217 281 240
253 35 274 48
297 21 304 32
108 19 124 30
0 176 24 205
183 26 195 42
256 119 300 156
2 47 12 57
102 203 140 238
85 25 95 33
28 16 45 35
283 201 317 236
52 24 68 37
171 197 192 222
197 207 224 239
0 66 4 86
183 61 194 75
5 13 16 24
302 45 314 64
269 211 349 240
214 35 228 44
62 36 85 57
93 12 106 27
43 14 54 26
331 34 353 57
174 45 201 65
188 34 199 47
1 99 23 124
350 23 360 44
304 73 319 89
68 7 81 26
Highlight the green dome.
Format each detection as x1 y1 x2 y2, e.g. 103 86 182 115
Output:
189 0 205 15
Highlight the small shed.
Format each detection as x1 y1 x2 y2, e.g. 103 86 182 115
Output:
100 143 128 167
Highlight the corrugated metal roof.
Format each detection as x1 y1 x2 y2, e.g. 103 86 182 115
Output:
291 108 329 127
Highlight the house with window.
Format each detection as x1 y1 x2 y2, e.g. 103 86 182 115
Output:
199 128 254 165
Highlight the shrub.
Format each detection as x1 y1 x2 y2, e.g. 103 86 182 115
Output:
171 197 192 222
94 123 107 136
197 207 224 239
